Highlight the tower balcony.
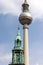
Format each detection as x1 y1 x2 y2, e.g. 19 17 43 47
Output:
19 12 32 25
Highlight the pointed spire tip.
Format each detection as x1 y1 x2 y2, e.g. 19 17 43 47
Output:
18 26 20 30
25 0 26 2
24 0 29 4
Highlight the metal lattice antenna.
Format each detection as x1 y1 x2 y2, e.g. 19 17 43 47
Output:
24 0 27 3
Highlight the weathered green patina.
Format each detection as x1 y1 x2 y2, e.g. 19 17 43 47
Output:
9 27 24 65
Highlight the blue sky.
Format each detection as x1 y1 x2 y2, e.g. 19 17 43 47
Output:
0 0 43 65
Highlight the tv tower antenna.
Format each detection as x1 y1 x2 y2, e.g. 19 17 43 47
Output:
19 0 32 65
24 0 28 3
25 0 27 2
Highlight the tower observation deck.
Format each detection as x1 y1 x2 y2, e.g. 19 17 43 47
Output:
19 0 32 25
19 0 32 65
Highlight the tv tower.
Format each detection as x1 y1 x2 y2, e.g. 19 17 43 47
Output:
19 0 32 65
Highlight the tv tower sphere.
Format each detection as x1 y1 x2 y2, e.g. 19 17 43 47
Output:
19 0 32 65
19 0 32 25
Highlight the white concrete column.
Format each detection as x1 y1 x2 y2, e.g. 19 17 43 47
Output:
23 24 29 65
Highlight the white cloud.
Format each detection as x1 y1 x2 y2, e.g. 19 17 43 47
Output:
35 63 39 65
0 53 12 62
0 0 43 19
29 0 43 19
0 0 22 16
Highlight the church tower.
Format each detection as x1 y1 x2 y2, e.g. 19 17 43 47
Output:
9 27 24 65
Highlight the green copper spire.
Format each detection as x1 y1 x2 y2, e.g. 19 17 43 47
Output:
15 27 22 41
9 27 24 65
17 27 20 36
14 27 22 50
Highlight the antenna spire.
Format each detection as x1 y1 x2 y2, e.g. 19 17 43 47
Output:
24 0 27 3
25 0 26 2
